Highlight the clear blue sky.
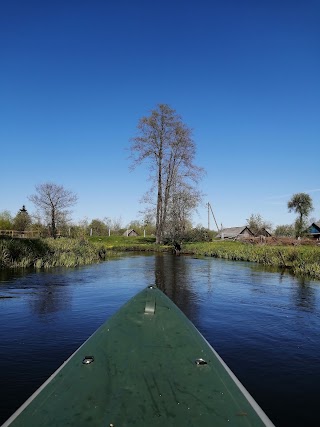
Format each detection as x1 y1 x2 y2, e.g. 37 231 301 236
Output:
1 0 319 230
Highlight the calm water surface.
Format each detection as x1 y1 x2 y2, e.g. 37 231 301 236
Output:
1 253 320 427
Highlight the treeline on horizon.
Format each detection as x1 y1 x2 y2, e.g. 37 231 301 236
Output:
0 206 216 242
0 206 318 242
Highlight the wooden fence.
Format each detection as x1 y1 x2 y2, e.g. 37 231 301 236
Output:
0 230 41 239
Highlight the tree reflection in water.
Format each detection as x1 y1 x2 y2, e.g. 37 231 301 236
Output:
154 253 200 326
29 284 71 317
293 277 316 312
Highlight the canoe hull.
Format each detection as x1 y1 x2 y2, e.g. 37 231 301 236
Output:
2 286 275 426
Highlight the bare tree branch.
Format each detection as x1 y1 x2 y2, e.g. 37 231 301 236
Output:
29 182 77 238
129 104 205 244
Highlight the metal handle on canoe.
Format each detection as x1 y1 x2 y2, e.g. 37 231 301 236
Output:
145 286 156 315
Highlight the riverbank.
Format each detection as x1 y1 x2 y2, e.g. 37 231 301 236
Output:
182 240 320 279
1 236 320 280
0 236 169 269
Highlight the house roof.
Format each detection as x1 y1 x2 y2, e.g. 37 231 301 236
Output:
308 222 320 233
216 226 254 238
123 229 139 236
260 227 272 236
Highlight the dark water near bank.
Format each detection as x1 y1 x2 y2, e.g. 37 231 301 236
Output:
1 253 320 427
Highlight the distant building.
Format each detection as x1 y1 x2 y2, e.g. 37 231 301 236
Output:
306 222 320 239
123 229 139 237
259 228 272 237
216 226 254 240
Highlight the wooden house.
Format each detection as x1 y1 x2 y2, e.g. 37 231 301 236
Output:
123 229 139 237
216 226 254 240
259 228 272 237
306 222 320 239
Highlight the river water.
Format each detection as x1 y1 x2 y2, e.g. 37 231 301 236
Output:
1 253 320 427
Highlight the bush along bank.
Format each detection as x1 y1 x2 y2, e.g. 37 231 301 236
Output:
0 236 169 269
0 237 118 269
182 241 320 280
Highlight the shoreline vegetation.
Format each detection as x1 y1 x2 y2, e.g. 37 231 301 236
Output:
0 236 320 280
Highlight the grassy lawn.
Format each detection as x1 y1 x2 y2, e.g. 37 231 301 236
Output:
89 236 168 252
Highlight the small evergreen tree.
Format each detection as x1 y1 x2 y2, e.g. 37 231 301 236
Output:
14 205 32 231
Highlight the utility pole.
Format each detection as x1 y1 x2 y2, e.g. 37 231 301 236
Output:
207 202 220 232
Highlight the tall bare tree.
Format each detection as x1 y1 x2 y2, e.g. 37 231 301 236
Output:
29 183 77 238
130 104 204 244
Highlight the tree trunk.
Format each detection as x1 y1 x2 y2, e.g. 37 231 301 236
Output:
51 208 57 239
156 140 163 244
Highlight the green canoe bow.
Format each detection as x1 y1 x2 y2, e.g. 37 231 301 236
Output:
2 286 275 427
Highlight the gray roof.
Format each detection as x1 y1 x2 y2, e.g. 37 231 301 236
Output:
216 226 254 238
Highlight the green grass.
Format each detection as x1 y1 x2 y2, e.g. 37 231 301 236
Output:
182 240 320 280
88 235 167 252
1 236 320 280
0 236 169 270
0 237 112 269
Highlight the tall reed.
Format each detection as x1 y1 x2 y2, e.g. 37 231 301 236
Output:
182 241 320 280
0 237 116 269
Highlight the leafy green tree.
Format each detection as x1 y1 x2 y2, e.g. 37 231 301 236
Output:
182 225 214 242
246 213 272 236
29 182 77 238
287 193 313 237
70 218 90 238
274 224 295 237
26 211 43 236
89 219 108 236
13 205 32 231
125 220 143 235
0 210 13 230
130 104 204 244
